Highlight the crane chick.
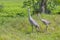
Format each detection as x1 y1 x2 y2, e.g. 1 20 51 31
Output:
38 14 50 32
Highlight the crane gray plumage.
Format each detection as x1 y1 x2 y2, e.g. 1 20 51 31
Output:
41 19 50 31
28 8 40 32
38 14 50 31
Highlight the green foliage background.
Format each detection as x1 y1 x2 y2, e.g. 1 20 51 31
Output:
0 0 60 17
0 0 28 17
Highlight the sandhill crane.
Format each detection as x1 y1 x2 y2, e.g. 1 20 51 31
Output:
38 14 50 32
28 8 40 32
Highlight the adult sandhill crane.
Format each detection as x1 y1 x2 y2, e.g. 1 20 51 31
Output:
28 8 40 32
38 14 50 32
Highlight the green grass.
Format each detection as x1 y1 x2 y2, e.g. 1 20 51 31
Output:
0 14 60 40
0 0 60 40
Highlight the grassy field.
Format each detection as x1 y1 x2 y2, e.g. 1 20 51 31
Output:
0 14 60 40
0 0 27 17
0 0 60 40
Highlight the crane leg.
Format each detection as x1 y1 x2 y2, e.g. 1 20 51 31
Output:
31 25 33 32
45 25 48 32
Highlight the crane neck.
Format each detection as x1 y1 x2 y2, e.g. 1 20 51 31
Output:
37 13 42 20
28 8 31 18
39 16 42 20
